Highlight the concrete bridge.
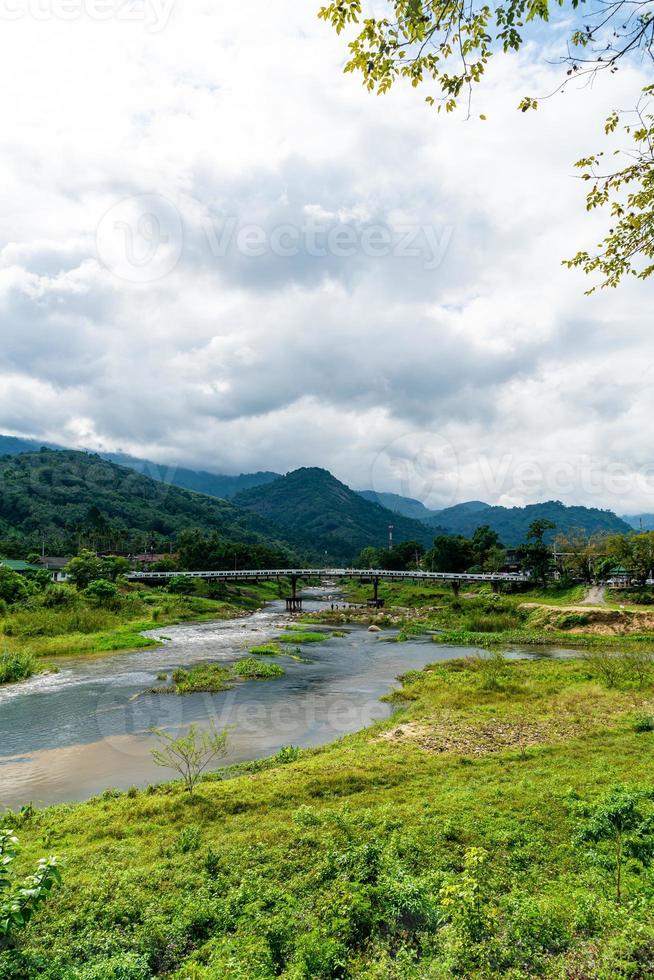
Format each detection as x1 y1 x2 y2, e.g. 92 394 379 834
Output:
126 568 530 611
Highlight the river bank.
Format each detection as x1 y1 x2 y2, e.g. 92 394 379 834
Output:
0 580 283 686
303 580 654 650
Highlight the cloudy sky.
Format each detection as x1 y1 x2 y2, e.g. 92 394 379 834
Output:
0 0 651 513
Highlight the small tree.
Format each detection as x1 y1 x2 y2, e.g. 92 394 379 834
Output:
0 568 30 606
83 579 120 607
167 575 197 596
150 723 229 794
64 550 107 590
0 830 60 949
575 786 654 903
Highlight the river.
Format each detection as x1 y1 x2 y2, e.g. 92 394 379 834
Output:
0 590 562 810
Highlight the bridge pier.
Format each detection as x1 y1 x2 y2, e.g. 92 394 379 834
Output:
367 575 385 609
285 575 302 613
491 581 502 595
451 581 460 598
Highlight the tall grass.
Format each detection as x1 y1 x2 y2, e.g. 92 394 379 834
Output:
0 648 37 684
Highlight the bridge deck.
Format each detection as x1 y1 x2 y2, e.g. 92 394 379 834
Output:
126 568 529 584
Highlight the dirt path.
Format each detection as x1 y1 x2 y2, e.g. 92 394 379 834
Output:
581 585 607 606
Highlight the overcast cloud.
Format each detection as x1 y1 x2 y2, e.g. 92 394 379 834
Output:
0 1 652 513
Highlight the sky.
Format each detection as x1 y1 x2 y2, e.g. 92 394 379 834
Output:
0 0 652 514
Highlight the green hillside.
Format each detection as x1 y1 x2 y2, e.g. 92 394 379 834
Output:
0 434 280 500
234 467 435 562
0 450 290 557
427 499 631 545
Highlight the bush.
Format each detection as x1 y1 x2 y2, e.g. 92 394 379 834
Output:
42 585 77 608
69 953 151 979
0 648 36 685
176 824 202 854
167 576 197 595
0 567 30 605
83 579 120 607
632 712 654 733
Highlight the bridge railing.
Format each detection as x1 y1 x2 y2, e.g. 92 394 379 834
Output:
126 567 530 583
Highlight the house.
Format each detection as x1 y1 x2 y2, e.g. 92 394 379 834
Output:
35 556 71 582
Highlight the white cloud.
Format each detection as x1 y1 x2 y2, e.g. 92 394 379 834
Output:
0 1 652 513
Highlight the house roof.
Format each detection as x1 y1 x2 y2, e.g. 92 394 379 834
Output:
0 559 40 572
36 556 70 569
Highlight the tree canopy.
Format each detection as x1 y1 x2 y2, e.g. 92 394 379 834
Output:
320 0 654 290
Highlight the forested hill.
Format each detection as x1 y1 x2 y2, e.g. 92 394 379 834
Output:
425 499 631 545
0 434 280 500
0 450 291 557
234 467 437 562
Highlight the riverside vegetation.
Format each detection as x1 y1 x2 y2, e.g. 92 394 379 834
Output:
5 571 654 975
4 652 654 977
0 562 284 687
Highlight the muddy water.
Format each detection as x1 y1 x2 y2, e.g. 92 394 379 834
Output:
0 590 562 809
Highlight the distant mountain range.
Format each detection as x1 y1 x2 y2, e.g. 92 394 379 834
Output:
621 514 654 532
0 434 638 555
357 489 630 545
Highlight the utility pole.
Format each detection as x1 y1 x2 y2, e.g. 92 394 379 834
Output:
388 524 393 550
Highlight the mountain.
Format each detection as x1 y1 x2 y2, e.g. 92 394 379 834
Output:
100 452 280 500
357 490 438 522
234 467 436 562
621 514 654 531
426 500 631 546
0 449 291 556
0 434 280 501
0 434 61 456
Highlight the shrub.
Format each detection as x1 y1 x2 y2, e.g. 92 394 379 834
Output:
476 651 510 690
559 613 590 629
176 824 202 854
584 650 623 688
0 567 30 605
0 648 36 685
150 723 229 794
167 576 197 595
0 829 61 949
631 712 654 733
69 953 151 979
83 579 120 607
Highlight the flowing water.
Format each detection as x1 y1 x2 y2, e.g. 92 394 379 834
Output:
0 590 565 809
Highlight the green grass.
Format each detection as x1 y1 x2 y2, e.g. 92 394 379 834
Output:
167 663 233 693
156 657 285 694
249 642 284 656
278 630 327 644
7 655 654 978
231 657 284 679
